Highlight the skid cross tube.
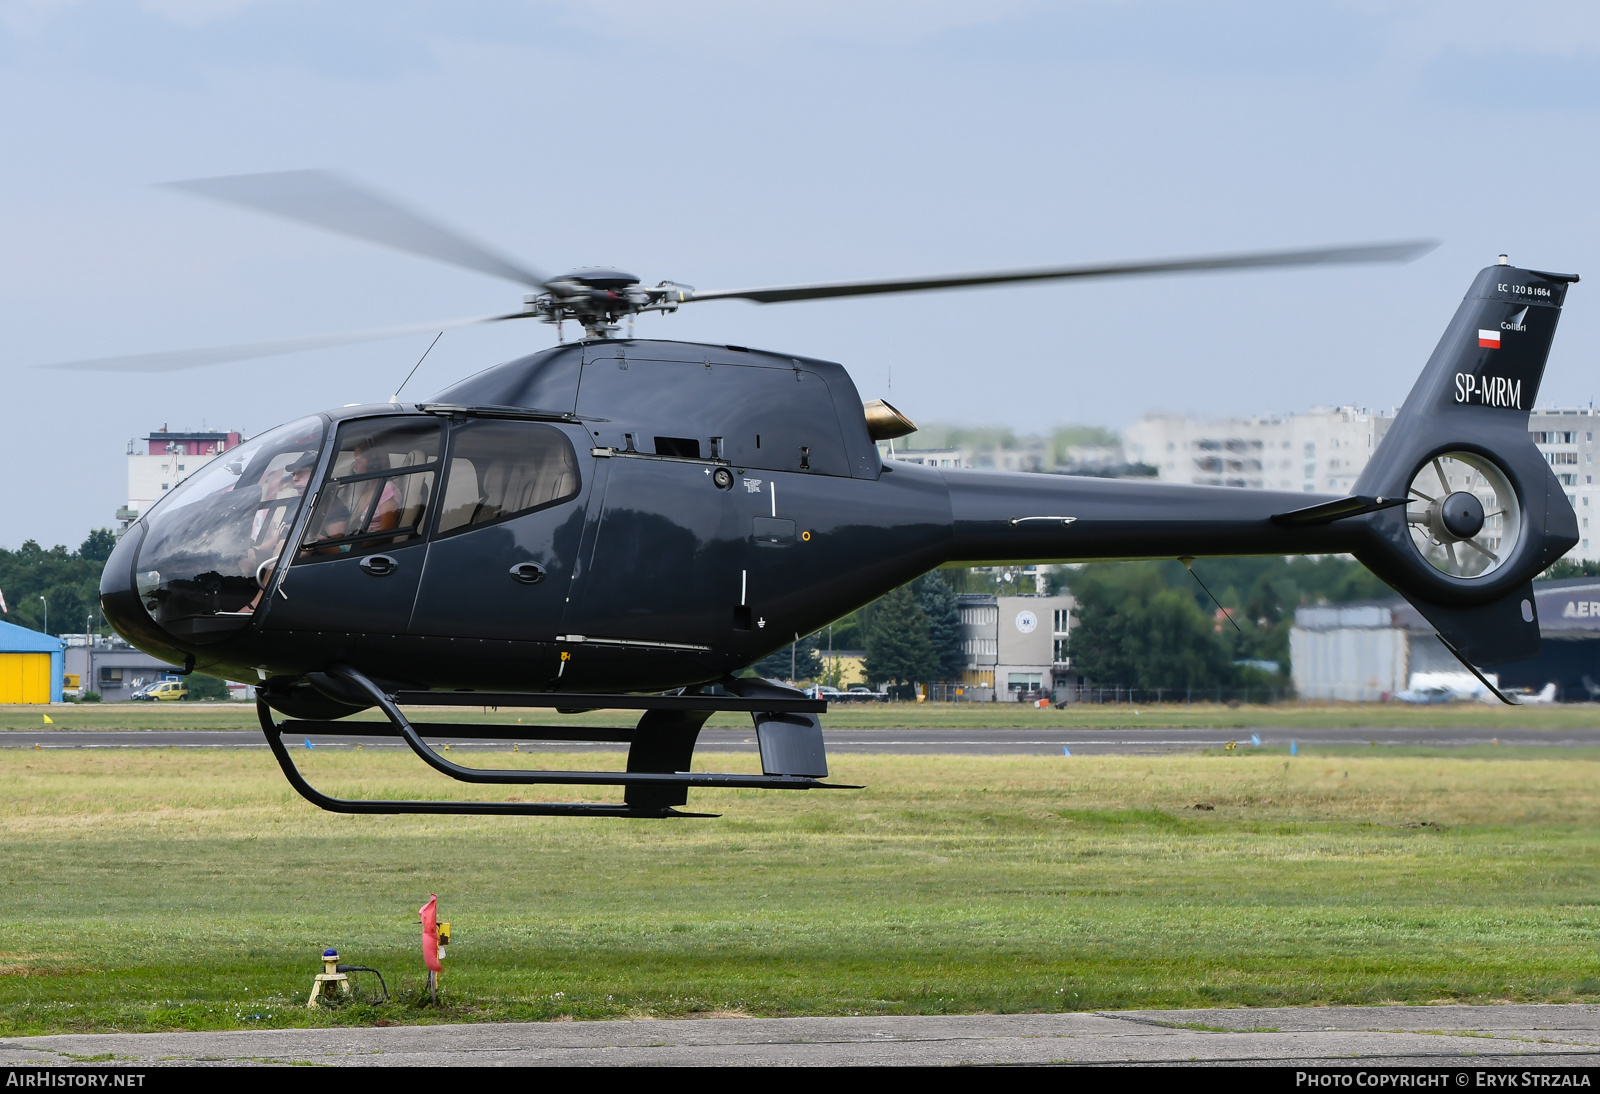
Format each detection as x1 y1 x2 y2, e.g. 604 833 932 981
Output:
389 690 826 714
258 668 856 817
326 664 846 789
285 720 638 742
258 700 708 816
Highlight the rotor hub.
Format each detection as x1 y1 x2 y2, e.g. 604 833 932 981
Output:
1436 490 1486 541
552 267 640 292
1405 453 1520 581
523 269 692 339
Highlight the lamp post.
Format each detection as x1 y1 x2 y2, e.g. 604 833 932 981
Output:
39 596 46 637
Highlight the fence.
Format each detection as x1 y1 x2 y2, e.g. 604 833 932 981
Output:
918 682 1291 705
1062 685 1290 706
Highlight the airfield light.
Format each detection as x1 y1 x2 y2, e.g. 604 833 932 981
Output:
306 948 350 1008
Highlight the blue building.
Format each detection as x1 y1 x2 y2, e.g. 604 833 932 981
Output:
0 620 66 703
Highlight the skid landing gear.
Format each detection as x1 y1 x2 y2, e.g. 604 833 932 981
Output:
258 665 856 817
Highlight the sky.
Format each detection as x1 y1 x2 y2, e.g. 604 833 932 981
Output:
4 0 1600 547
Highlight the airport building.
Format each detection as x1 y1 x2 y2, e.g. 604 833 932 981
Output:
1290 578 1600 702
0 620 66 704
118 426 241 529
957 592 1075 701
59 633 188 700
1125 405 1600 562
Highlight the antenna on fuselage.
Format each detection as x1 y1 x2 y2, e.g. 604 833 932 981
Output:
390 331 444 404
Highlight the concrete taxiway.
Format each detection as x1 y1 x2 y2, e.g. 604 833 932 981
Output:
2 725 1598 754
2 1005 1599 1066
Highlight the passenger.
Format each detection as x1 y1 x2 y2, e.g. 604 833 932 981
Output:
312 437 401 547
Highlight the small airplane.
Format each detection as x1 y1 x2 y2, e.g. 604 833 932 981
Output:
55 172 1577 817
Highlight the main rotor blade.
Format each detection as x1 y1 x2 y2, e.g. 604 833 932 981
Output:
39 312 529 373
164 171 548 289
688 240 1439 305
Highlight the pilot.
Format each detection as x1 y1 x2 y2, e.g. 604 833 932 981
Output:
238 452 318 613
250 452 317 542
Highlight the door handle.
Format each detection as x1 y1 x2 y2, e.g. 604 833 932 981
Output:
360 555 398 576
509 562 547 585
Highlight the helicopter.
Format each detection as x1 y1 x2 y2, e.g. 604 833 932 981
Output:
68 172 1577 818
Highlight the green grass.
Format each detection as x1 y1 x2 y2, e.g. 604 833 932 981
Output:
3 745 1600 1034
8 699 1600 731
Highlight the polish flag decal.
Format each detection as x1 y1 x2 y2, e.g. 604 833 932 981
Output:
1479 328 1501 349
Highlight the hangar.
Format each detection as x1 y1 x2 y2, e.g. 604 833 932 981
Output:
1291 578 1600 702
0 621 66 704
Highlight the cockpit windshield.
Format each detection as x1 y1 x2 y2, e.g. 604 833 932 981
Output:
134 416 324 642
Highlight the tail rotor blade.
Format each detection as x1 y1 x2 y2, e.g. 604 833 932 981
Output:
38 312 530 373
164 171 548 289
687 240 1439 305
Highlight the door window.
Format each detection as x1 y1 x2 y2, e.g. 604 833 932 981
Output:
436 421 580 536
298 419 441 561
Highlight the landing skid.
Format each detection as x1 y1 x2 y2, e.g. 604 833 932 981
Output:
258 665 855 818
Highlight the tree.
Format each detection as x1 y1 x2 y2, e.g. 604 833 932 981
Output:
824 609 866 650
1056 555 1398 680
187 674 232 701
748 632 823 682
78 529 117 564
864 583 937 698
1543 558 1600 580
0 531 118 635
916 571 965 680
1065 564 1233 688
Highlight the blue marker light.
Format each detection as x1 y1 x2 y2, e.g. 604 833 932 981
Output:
1251 733 1261 746
305 738 315 750
1290 739 1298 756
1063 747 1071 757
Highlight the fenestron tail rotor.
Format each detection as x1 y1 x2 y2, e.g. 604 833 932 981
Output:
35 169 1441 371
1404 452 1521 580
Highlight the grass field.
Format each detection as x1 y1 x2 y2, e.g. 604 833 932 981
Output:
3 742 1600 1034
6 699 1600 731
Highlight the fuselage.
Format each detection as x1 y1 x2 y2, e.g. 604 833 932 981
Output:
100 338 1356 694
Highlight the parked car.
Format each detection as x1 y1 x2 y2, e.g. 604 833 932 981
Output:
843 686 888 702
804 685 843 701
131 679 189 702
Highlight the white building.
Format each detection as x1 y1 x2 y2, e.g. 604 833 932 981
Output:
1122 406 1393 493
1288 603 1455 701
119 427 241 529
1125 405 1600 563
876 442 972 469
1530 408 1600 560
957 592 1074 701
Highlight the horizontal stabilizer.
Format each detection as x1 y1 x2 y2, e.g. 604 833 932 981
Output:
1270 495 1407 527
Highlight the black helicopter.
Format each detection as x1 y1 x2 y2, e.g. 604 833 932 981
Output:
69 172 1577 818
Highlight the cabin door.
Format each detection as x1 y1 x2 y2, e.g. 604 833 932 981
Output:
407 420 589 641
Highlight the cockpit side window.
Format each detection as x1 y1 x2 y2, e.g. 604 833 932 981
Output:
297 419 442 562
435 421 581 536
